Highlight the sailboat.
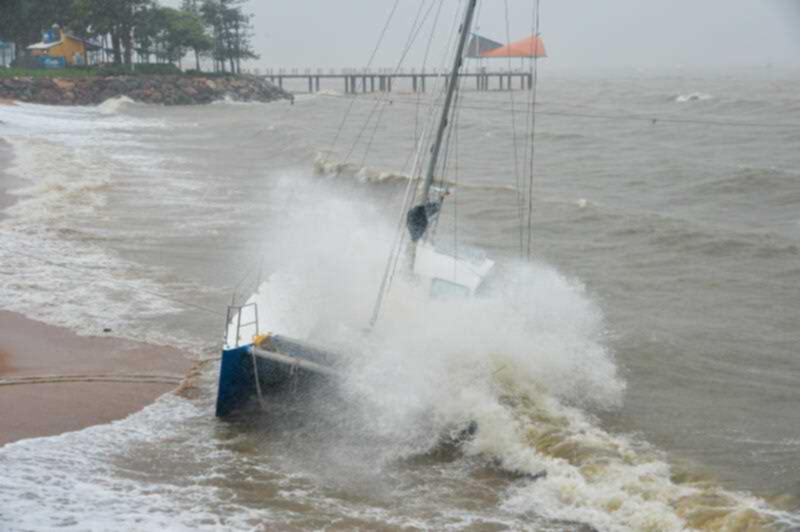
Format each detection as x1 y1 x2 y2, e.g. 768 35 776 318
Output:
216 0 529 417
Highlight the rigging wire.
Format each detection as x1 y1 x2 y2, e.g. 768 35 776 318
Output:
331 0 459 329
370 0 468 327
501 0 525 257
358 0 434 169
343 0 440 166
409 0 447 171
453 102 460 278
355 0 432 168
328 0 402 154
451 73 465 274
402 0 465 186
387 0 465 266
402 2 468 285
428 81 459 241
525 0 541 260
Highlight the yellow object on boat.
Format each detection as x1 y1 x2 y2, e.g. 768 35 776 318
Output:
252 333 272 349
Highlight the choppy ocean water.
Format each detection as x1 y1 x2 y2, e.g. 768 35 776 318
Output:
1 67 799 530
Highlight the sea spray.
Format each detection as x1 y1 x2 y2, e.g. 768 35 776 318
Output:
243 177 797 530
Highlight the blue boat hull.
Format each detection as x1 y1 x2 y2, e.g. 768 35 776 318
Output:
215 336 338 417
215 344 291 417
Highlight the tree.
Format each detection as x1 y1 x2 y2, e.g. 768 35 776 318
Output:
200 0 226 72
227 5 258 73
0 0 249 72
200 0 258 74
133 7 162 62
0 0 75 50
71 0 152 66
180 0 212 70
139 7 211 67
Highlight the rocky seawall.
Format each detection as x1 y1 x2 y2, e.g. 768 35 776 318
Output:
0 75 292 106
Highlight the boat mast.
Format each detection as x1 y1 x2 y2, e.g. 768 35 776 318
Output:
407 0 478 243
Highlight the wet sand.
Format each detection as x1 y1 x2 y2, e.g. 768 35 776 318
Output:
0 311 193 446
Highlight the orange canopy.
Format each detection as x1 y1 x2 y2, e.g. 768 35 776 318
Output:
481 35 546 58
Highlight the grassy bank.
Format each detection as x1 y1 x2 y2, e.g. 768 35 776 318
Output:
0 64 234 79
0 67 98 79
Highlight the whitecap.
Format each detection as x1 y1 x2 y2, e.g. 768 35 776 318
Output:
675 92 713 103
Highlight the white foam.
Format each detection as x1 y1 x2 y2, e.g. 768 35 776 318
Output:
675 92 714 103
1 100 166 139
0 102 194 346
0 229 181 339
0 396 260 531
210 95 276 106
97 95 136 115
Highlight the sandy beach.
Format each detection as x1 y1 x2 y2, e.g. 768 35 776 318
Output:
2 114 193 447
0 311 193 446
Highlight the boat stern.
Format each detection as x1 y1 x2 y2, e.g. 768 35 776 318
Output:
215 344 255 417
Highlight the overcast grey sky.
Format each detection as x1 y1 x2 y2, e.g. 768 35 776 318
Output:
221 1 800 70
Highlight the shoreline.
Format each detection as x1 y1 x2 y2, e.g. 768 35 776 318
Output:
0 310 194 446
0 74 292 106
0 137 21 220
1 108 195 447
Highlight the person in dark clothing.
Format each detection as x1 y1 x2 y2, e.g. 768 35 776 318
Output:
406 200 442 242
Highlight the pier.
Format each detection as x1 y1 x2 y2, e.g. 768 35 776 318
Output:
258 68 533 94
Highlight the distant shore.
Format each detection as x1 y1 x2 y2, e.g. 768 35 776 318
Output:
0 74 292 106
0 311 194 446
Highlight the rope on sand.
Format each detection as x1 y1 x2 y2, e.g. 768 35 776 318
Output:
0 374 185 387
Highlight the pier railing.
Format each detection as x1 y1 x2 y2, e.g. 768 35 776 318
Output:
255 67 533 94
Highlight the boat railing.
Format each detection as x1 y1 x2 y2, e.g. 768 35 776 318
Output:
224 303 260 348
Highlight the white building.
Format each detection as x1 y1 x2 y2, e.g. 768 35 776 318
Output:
0 41 15 67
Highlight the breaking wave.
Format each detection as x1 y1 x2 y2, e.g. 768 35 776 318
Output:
675 92 714 103
97 95 136 114
240 178 798 530
313 153 412 184
313 154 518 193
